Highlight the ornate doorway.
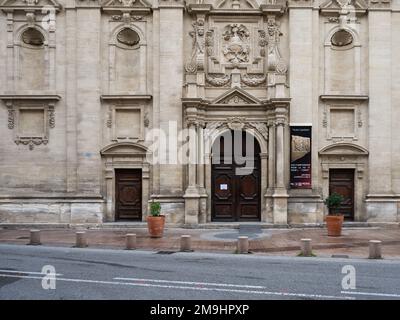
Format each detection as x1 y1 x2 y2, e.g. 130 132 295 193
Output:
211 130 261 221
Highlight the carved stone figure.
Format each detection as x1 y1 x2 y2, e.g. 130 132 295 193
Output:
265 17 287 75
185 18 206 73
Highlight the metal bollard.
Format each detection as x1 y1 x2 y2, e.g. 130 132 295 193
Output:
75 231 88 248
180 235 192 252
237 236 249 254
29 229 41 245
369 240 382 259
300 238 312 257
126 233 137 250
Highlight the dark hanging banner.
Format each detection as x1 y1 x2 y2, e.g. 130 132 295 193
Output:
290 126 312 189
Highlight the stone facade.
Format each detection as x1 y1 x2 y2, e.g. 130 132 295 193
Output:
0 0 399 225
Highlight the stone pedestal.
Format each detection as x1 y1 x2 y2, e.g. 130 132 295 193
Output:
272 191 289 225
184 191 200 225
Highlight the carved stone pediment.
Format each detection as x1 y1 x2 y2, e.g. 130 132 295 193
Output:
319 143 369 156
0 0 61 11
212 87 261 105
101 0 151 13
320 0 368 14
100 142 149 156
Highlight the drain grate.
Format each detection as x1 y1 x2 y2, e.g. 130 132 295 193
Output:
156 250 176 255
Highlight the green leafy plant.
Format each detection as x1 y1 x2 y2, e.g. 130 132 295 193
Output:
149 201 161 217
297 252 317 257
324 192 344 215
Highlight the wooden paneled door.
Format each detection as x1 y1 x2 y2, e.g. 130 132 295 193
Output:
211 131 261 221
329 169 354 220
115 169 142 221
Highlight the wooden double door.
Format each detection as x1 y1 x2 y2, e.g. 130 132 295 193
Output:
329 169 355 220
115 169 142 221
211 131 261 221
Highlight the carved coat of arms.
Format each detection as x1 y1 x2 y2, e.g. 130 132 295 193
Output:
222 24 250 64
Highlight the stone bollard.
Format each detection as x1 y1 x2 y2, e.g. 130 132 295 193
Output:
29 229 41 245
237 236 249 254
75 231 88 248
300 238 312 257
369 240 382 259
180 235 192 252
126 234 137 250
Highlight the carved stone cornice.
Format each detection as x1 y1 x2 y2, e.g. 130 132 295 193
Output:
158 0 184 9
75 0 101 9
0 0 62 12
100 94 152 102
187 3 213 14
368 0 391 9
320 94 369 101
260 1 287 15
287 0 313 8
0 94 61 102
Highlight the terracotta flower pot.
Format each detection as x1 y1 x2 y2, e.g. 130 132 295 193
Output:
147 215 165 238
325 215 344 237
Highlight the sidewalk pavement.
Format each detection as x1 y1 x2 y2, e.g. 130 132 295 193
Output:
0 225 399 259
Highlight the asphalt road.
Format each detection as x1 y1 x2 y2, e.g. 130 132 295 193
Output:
0 244 400 300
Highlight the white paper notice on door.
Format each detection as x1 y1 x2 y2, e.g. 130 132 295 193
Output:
220 184 228 190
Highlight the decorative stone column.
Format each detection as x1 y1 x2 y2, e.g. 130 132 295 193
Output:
184 120 200 225
197 121 208 224
272 103 289 225
265 119 276 222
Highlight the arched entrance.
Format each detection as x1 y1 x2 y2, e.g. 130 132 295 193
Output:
211 130 261 221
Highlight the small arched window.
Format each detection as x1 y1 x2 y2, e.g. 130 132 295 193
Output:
331 29 353 47
116 28 140 47
21 28 45 47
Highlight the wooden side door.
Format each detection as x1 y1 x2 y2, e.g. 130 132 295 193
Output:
236 132 261 221
329 169 354 220
212 134 236 221
115 169 142 221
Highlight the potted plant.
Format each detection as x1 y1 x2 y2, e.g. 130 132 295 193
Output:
147 201 165 238
324 192 345 237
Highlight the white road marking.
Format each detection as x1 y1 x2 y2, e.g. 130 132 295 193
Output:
0 269 62 276
341 291 400 298
0 273 354 300
114 277 266 289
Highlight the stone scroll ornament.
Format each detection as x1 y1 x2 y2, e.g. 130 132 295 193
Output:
185 19 205 74
222 24 250 64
